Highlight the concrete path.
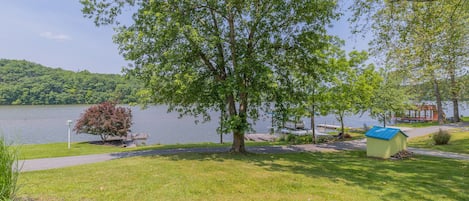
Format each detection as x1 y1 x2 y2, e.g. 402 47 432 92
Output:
19 126 469 172
408 148 469 161
402 125 453 138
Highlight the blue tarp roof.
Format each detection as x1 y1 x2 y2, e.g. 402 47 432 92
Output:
365 126 408 141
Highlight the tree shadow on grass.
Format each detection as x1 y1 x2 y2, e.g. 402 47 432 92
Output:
449 139 469 154
411 137 469 155
443 137 469 154
146 150 469 201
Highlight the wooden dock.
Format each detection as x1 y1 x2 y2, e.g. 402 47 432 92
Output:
316 124 355 132
106 133 149 141
317 124 341 130
244 134 277 142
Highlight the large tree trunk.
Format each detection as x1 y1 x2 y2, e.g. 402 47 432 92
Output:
226 8 247 153
432 76 445 125
228 92 247 153
452 98 460 122
448 16 461 123
339 112 345 139
219 108 224 144
450 70 460 122
231 131 246 153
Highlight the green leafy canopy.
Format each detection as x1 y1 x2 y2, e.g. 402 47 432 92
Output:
81 0 340 152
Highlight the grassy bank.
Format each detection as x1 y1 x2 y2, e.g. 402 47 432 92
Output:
461 116 469 122
18 141 286 160
408 131 469 154
18 131 366 160
18 151 469 201
276 131 365 144
393 121 440 128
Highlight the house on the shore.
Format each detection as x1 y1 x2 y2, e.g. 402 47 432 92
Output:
394 104 442 122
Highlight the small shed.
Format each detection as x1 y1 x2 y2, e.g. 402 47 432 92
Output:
365 126 408 159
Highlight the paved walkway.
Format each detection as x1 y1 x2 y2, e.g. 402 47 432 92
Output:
403 125 453 138
408 148 469 161
19 126 469 172
19 146 303 172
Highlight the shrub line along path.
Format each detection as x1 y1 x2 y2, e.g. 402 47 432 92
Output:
19 126 469 172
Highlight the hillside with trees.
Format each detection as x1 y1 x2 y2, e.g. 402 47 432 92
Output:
0 59 142 105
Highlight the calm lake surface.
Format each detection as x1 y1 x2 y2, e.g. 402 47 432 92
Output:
0 104 416 145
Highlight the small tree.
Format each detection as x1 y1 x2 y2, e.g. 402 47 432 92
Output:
328 51 382 136
74 102 132 143
369 68 413 127
0 136 19 200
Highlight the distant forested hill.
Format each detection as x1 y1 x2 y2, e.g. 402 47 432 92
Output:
0 59 142 105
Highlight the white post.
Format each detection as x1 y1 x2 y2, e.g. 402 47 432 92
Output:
67 120 72 149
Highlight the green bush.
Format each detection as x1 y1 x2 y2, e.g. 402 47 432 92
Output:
0 136 19 200
316 136 331 143
433 129 451 145
285 134 296 142
277 134 314 144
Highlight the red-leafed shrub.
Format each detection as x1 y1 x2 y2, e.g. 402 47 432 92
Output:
74 102 132 143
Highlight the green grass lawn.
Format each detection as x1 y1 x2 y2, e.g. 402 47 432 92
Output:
18 132 364 160
276 131 365 145
18 151 469 201
460 116 469 122
345 131 365 140
18 141 286 160
408 131 469 154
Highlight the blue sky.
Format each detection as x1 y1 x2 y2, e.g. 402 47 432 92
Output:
0 1 368 74
0 0 126 74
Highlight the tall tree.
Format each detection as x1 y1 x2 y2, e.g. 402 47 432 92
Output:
291 41 342 143
369 69 412 127
350 0 469 124
441 1 469 122
81 0 339 152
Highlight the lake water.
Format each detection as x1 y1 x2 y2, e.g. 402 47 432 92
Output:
2 101 467 145
0 105 384 145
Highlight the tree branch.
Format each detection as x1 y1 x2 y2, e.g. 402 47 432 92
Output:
210 8 227 80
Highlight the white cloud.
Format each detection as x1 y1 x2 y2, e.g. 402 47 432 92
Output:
40 31 71 42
